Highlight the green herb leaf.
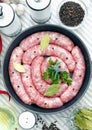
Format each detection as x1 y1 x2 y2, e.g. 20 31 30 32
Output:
47 63 61 84
74 108 92 130
67 77 72 85
42 58 61 84
52 72 61 84
61 71 72 85
49 58 54 65
40 34 50 51
55 59 60 65
42 59 72 85
42 72 49 80
44 84 60 96
61 71 68 79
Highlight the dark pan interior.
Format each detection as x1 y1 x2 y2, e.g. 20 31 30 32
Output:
2 24 91 113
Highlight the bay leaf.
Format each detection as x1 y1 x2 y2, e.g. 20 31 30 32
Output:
40 34 50 51
44 84 60 96
13 62 25 73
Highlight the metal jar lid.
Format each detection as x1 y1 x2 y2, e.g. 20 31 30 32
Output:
0 3 15 28
26 0 51 11
18 111 36 129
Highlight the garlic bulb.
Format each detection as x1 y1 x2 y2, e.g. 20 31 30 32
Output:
11 3 26 16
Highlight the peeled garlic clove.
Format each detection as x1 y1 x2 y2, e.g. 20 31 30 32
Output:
16 4 25 16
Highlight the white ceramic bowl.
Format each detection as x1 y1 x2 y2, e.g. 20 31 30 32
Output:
57 0 88 30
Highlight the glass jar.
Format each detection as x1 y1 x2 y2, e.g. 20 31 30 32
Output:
0 2 22 37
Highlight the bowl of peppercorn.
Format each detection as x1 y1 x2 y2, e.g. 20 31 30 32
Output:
58 0 87 30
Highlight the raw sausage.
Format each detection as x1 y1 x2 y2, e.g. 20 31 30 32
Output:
36 96 63 109
9 31 86 109
48 32 74 51
21 64 35 102
31 56 49 95
21 64 63 108
20 32 74 51
60 46 85 103
23 44 75 71
45 44 75 72
9 47 32 104
20 32 44 51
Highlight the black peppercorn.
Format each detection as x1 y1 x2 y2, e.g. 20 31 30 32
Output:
59 1 85 26
36 115 60 130
42 124 49 130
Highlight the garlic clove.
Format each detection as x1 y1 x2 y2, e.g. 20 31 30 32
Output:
16 4 26 16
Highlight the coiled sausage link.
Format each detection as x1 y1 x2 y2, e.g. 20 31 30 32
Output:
31 56 49 95
9 47 32 104
60 46 85 103
20 32 74 51
21 64 63 108
23 44 75 72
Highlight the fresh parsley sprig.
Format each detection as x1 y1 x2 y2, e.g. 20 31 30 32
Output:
42 58 61 84
61 71 72 85
42 58 72 85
